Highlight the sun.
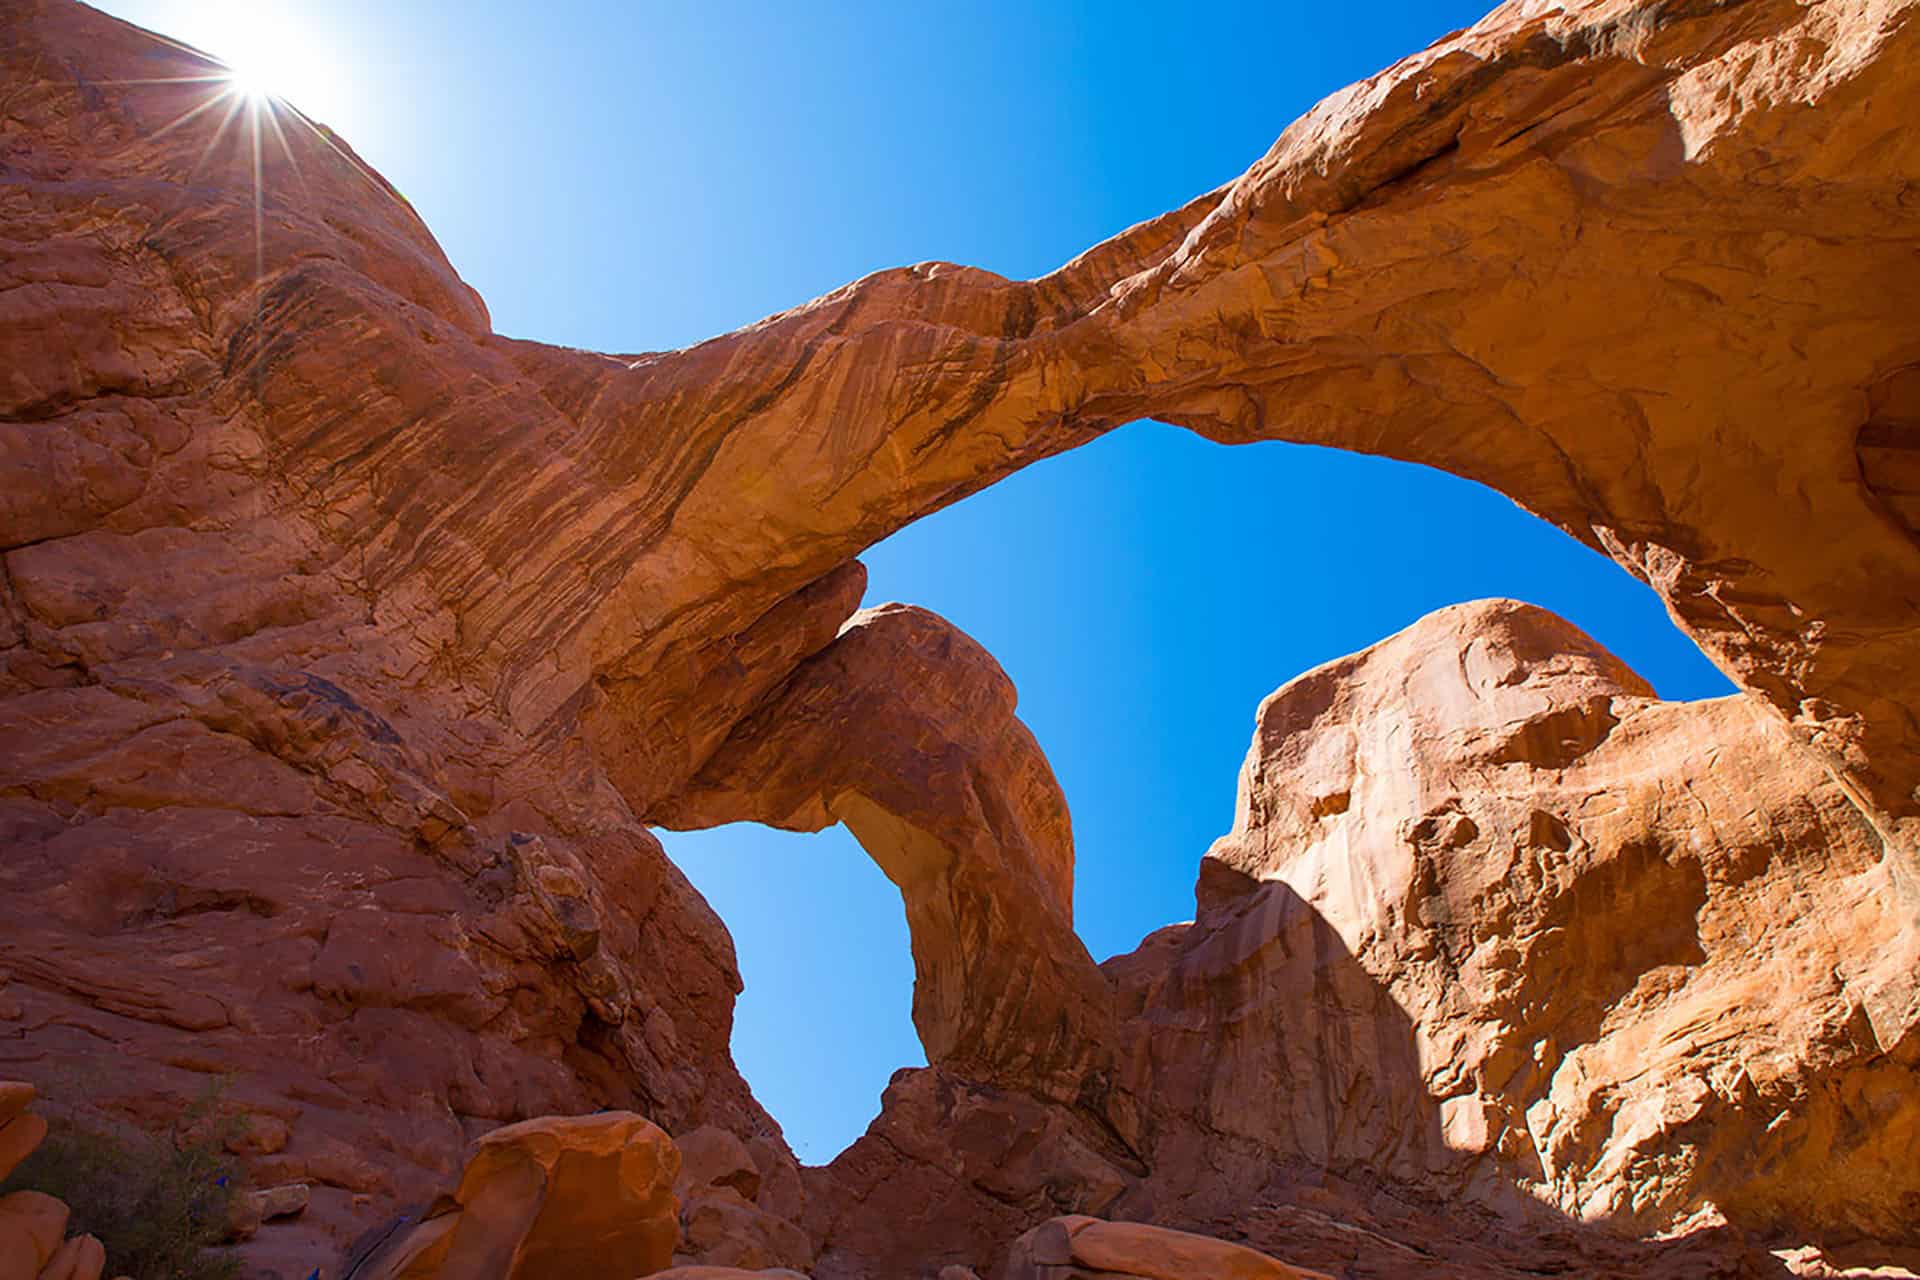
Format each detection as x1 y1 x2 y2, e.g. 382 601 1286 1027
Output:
115 4 385 282
216 30 287 105
120 4 350 124
205 9 326 110
223 61 273 104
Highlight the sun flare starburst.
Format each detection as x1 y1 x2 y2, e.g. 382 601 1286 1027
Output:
100 12 398 288
209 16 303 108
223 64 274 104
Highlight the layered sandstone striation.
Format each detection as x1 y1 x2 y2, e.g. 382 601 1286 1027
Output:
2 0 1918 1277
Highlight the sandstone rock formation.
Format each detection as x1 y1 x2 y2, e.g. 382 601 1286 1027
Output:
1106 601 1920 1273
229 1183 312 1243
2 0 1918 1277
798 605 1920 1280
351 1112 678 1280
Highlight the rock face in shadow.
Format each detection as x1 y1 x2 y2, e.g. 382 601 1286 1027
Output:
0 1081 110 1280
1 0 1918 1275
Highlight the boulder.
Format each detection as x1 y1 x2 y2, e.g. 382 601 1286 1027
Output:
0 1084 33 1128
673 1127 760 1202
32 1235 106 1280
0 1114 49 1183
675 1186 812 1274
0 1084 119 1280
355 1113 678 1280
1004 1216 1332 1280
228 1183 311 1241
0 1192 70 1280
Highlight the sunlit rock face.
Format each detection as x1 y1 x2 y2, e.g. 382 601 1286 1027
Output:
2 0 1918 1276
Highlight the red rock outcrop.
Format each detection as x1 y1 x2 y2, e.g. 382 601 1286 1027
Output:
795 604 1920 1280
2 0 1918 1276
670 1125 813 1273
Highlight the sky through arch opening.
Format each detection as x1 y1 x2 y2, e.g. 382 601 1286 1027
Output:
658 822 924 1166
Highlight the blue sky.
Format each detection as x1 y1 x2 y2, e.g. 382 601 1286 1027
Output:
96 0 1736 1163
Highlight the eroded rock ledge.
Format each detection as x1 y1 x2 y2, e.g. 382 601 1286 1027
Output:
1 0 1917 1276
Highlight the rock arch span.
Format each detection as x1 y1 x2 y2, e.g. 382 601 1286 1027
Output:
2 0 1919 1274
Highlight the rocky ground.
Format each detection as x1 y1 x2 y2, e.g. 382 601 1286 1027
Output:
1 0 1917 1276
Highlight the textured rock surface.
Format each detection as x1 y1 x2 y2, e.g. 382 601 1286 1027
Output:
802 1067 1143 1280
671 1125 812 1273
1 0 1918 1277
801 606 1920 1280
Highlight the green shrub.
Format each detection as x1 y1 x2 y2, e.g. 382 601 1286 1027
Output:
0 1090 244 1280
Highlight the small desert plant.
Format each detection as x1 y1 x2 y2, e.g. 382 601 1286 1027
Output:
0 1086 244 1280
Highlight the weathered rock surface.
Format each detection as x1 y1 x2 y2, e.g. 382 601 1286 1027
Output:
802 1066 1142 1280
1 0 1918 1277
800 605 1920 1280
227 1182 311 1242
